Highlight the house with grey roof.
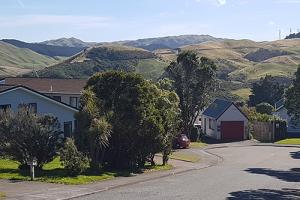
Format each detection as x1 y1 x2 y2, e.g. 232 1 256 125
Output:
202 99 249 141
273 99 300 135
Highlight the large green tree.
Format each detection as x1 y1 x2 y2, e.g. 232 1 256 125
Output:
250 75 285 106
285 67 300 123
165 51 217 136
77 72 179 169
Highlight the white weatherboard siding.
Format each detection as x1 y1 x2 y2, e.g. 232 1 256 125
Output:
0 87 77 131
202 116 218 139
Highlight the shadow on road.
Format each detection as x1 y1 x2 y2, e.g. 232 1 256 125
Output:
245 168 300 182
290 151 300 159
227 188 300 199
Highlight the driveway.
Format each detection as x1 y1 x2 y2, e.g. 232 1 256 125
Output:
75 144 300 200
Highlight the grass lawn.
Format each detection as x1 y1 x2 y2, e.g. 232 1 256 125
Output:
275 138 300 145
190 142 207 149
169 151 200 163
0 157 171 185
0 192 5 200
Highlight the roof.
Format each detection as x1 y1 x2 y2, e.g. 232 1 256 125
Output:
203 99 233 119
275 98 285 111
1 77 87 94
0 85 79 112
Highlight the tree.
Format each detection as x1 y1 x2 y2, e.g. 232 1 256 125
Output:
75 89 112 170
250 75 284 106
165 51 217 136
78 71 179 169
60 138 89 176
0 108 62 169
255 103 274 115
285 67 300 124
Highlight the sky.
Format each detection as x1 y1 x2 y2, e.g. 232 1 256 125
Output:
0 0 299 42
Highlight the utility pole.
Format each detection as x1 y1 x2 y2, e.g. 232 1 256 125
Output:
279 29 282 40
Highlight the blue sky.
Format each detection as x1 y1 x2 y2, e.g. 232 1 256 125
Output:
0 0 299 42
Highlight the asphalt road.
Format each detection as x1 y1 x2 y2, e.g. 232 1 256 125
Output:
76 145 300 200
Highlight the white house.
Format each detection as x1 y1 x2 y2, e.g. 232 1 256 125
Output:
0 77 87 108
273 99 300 135
0 85 78 137
202 99 249 141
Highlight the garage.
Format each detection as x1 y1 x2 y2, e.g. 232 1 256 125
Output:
201 99 249 141
221 121 244 141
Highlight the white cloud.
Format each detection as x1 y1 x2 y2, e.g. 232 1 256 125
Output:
0 15 111 29
195 0 227 6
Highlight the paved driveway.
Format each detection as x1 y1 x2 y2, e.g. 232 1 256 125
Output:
76 145 300 200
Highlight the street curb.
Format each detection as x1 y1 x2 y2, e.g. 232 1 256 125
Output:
63 150 222 200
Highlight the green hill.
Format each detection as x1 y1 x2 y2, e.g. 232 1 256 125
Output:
0 41 61 77
40 37 95 48
35 44 169 80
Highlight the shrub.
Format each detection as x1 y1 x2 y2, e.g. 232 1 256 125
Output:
60 138 89 176
190 127 200 142
256 103 274 115
0 108 62 169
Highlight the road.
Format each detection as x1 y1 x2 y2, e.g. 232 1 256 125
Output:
76 145 300 200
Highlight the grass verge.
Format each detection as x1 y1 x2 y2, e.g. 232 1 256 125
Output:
0 157 172 185
0 192 5 200
275 138 300 145
169 151 200 163
190 142 207 149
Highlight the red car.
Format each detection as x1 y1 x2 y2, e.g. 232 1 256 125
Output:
173 134 190 149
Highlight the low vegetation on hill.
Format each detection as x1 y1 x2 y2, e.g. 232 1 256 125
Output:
285 32 300 39
40 37 95 48
34 45 168 80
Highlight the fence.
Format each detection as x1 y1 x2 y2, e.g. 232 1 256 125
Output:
252 121 287 142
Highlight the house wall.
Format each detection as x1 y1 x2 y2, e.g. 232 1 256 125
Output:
274 108 300 133
217 104 248 140
0 88 77 132
44 93 81 108
201 115 218 139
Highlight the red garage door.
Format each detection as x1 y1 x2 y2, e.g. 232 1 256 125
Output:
221 121 244 141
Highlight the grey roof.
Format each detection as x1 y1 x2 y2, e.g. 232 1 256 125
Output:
202 99 233 119
275 98 284 111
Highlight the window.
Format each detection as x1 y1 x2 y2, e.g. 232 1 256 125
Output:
18 103 37 113
64 121 73 138
209 119 214 130
69 97 78 108
0 104 11 111
52 96 61 102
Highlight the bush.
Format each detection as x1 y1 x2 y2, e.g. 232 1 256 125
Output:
190 127 200 142
0 108 62 169
60 138 89 176
256 103 274 115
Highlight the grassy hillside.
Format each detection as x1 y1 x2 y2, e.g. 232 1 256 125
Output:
157 39 300 82
0 41 61 77
116 35 222 51
2 39 84 57
36 45 169 80
40 37 95 48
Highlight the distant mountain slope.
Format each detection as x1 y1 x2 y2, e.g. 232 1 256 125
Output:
0 41 61 77
2 39 84 57
156 39 300 82
116 35 222 51
35 45 168 80
40 37 95 48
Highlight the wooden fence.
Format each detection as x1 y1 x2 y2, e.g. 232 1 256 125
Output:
252 121 287 142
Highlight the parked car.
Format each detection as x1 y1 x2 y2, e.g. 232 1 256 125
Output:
173 134 190 149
